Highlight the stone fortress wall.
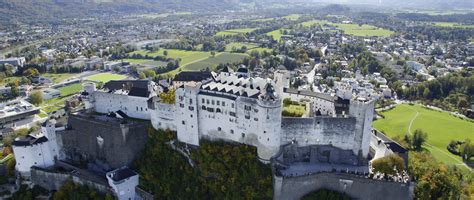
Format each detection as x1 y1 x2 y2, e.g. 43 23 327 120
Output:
273 172 413 200
58 114 148 170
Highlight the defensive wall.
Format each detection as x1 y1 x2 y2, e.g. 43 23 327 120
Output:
273 172 414 200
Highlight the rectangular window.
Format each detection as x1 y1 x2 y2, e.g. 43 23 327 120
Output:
207 108 215 112
244 105 252 111
207 99 210 104
202 98 205 103
189 106 194 111
190 99 193 104
222 102 226 106
182 121 185 125
231 103 235 108
212 100 215 105
217 101 220 106
245 115 250 119
180 104 184 108
229 112 236 117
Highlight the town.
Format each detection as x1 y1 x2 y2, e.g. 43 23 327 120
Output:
0 0 473 199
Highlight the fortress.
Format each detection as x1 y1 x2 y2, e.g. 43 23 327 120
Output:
145 70 375 162
12 69 412 199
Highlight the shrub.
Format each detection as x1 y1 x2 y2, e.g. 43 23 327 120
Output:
372 154 405 175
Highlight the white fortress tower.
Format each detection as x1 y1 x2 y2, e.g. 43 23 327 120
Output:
82 82 97 111
106 167 139 200
349 97 375 158
12 120 59 177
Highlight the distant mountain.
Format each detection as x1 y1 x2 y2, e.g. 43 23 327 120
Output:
0 0 473 27
0 0 247 27
312 0 474 10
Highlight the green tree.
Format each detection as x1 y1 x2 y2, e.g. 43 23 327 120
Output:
159 89 176 104
459 139 474 161
409 152 463 199
412 129 428 151
139 72 146 80
372 154 405 175
22 68 40 78
29 91 44 105
143 69 156 78
422 88 430 99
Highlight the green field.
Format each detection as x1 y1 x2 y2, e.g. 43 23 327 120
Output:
298 20 394 37
122 58 168 67
215 28 257 36
85 73 127 83
225 42 272 54
300 20 330 27
130 49 211 66
58 83 83 96
283 14 301 20
42 73 78 84
332 23 394 37
130 49 249 76
225 42 259 52
183 52 248 71
266 29 292 41
433 22 474 29
373 104 474 168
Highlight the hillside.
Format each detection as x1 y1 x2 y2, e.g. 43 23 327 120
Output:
0 0 243 27
132 128 273 199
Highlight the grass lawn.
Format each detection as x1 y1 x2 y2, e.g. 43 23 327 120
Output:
131 49 249 77
300 20 330 27
0 76 23 86
122 58 168 67
433 22 474 29
58 83 83 96
85 73 127 83
225 42 259 52
40 96 68 114
130 49 211 66
42 73 78 84
183 52 249 71
283 14 301 20
332 23 394 37
215 28 257 36
225 42 273 54
266 29 292 41
373 104 474 167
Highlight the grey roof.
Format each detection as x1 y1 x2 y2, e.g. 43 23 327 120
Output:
109 167 137 182
12 135 48 147
200 75 273 99
284 88 335 102
173 71 214 82
104 80 151 98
